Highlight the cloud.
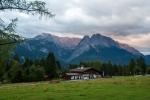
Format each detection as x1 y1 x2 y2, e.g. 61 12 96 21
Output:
110 33 150 55
0 0 150 54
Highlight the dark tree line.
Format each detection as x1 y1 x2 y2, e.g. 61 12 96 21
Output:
0 52 61 83
0 54 149 83
69 56 149 77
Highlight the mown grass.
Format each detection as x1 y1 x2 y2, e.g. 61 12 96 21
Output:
0 76 150 100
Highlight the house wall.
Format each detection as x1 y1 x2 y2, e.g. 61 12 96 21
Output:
64 68 101 80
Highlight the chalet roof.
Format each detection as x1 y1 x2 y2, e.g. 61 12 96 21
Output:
65 73 79 76
69 67 95 72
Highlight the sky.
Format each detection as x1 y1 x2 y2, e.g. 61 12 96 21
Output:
0 0 150 55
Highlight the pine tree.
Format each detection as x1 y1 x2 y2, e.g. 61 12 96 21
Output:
128 59 136 75
107 61 113 76
28 64 45 82
44 52 60 79
0 59 5 81
136 56 146 75
8 60 23 83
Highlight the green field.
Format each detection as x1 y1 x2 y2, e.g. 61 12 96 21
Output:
0 76 150 100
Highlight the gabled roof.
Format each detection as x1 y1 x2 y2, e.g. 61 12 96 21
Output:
65 73 79 76
69 67 96 73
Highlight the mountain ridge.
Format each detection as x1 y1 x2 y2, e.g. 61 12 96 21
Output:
16 33 144 65
67 33 142 64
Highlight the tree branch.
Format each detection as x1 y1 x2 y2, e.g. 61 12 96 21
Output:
0 0 55 17
0 41 18 45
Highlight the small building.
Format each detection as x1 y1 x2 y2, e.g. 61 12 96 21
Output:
63 67 102 80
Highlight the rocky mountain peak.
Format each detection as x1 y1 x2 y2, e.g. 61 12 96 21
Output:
16 33 143 65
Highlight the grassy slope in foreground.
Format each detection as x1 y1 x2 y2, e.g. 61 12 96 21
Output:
0 76 150 100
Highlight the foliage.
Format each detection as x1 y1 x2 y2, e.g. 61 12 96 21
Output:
0 0 53 61
0 52 61 83
0 40 15 60
136 56 146 75
27 64 45 82
0 59 5 81
0 0 54 17
44 53 59 78
69 56 148 77
0 49 148 84
128 59 136 75
0 0 54 34
8 60 23 83
0 0 54 39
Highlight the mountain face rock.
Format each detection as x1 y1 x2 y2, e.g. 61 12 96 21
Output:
16 33 80 62
67 34 142 64
56 36 81 49
16 33 143 65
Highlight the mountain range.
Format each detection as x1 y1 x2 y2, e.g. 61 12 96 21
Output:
16 33 149 65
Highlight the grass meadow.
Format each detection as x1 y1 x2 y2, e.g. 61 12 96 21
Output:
0 76 150 100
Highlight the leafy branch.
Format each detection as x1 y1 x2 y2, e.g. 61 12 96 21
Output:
0 0 54 17
0 0 54 45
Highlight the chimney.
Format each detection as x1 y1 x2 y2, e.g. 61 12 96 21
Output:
80 66 84 69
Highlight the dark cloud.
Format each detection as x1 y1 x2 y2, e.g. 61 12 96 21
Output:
0 0 150 54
